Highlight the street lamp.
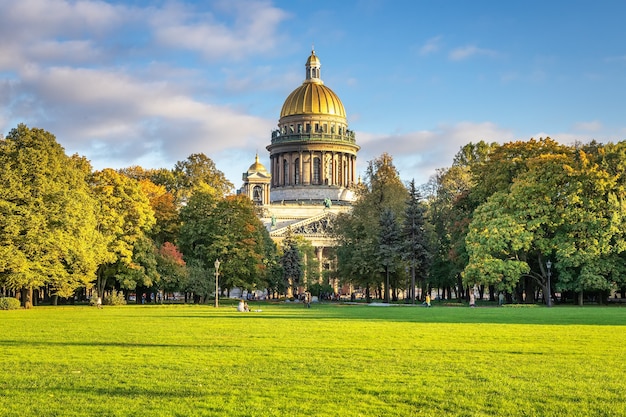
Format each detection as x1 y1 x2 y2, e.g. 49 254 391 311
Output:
546 260 552 308
214 259 221 308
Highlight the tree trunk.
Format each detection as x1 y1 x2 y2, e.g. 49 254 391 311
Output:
52 294 58 306
385 268 390 303
411 266 416 304
22 287 33 309
578 291 584 306
525 277 535 303
456 275 464 300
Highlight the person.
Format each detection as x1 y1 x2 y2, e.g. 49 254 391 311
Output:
305 291 311 308
96 296 103 309
469 291 475 307
426 294 431 308
237 299 246 312
498 292 505 306
244 301 250 312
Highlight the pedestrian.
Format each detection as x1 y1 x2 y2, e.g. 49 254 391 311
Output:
469 291 475 307
426 294 431 308
96 296 103 309
498 292 505 306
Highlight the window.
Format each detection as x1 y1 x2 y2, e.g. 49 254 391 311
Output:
283 160 289 185
313 157 321 184
294 158 300 185
253 186 262 204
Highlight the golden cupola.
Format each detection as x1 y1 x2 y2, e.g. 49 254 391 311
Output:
280 50 346 119
267 50 359 204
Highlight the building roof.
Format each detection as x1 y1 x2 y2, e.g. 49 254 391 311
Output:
279 50 347 119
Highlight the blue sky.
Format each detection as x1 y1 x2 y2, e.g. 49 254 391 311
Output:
1 0 625 187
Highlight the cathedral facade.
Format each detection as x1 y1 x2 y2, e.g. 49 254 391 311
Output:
240 50 359 290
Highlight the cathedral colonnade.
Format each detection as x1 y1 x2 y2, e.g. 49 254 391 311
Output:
269 150 357 188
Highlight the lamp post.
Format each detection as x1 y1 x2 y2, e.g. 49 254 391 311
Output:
214 259 221 308
546 260 552 308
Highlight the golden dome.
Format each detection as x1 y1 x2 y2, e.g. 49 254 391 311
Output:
280 50 346 119
247 154 268 175
306 50 320 67
280 82 346 118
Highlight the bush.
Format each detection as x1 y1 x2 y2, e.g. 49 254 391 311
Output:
502 303 540 308
105 292 127 306
0 297 21 310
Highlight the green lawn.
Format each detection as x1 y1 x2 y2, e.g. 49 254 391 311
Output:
1 303 625 416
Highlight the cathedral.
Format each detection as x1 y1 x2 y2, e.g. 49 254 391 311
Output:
239 49 359 289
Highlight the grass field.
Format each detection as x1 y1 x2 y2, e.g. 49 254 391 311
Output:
1 302 625 417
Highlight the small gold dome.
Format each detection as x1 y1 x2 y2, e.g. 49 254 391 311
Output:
247 154 268 175
306 50 321 67
280 82 346 118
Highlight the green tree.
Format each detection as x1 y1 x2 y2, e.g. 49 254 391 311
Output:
90 169 156 298
425 142 493 301
464 148 626 305
402 180 430 303
378 208 401 303
335 153 408 301
173 153 233 202
179 191 272 301
0 125 102 307
280 228 303 297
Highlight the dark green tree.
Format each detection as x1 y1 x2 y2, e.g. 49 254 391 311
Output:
179 191 272 301
378 208 401 303
335 153 408 301
402 180 430 303
280 228 303 297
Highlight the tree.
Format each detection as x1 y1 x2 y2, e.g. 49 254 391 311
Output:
464 148 626 305
0 125 102 307
179 190 272 301
402 180 430 303
156 242 187 296
425 142 493 301
173 153 233 202
90 169 156 299
378 208 401 303
280 228 303 297
137 178 179 246
335 154 408 301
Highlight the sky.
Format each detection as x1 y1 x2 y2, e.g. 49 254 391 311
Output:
1 0 625 188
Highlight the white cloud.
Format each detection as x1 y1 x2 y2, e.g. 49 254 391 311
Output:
151 1 290 60
449 45 497 61
0 0 288 185
356 122 515 185
420 36 443 56
573 120 603 132
2 62 273 177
